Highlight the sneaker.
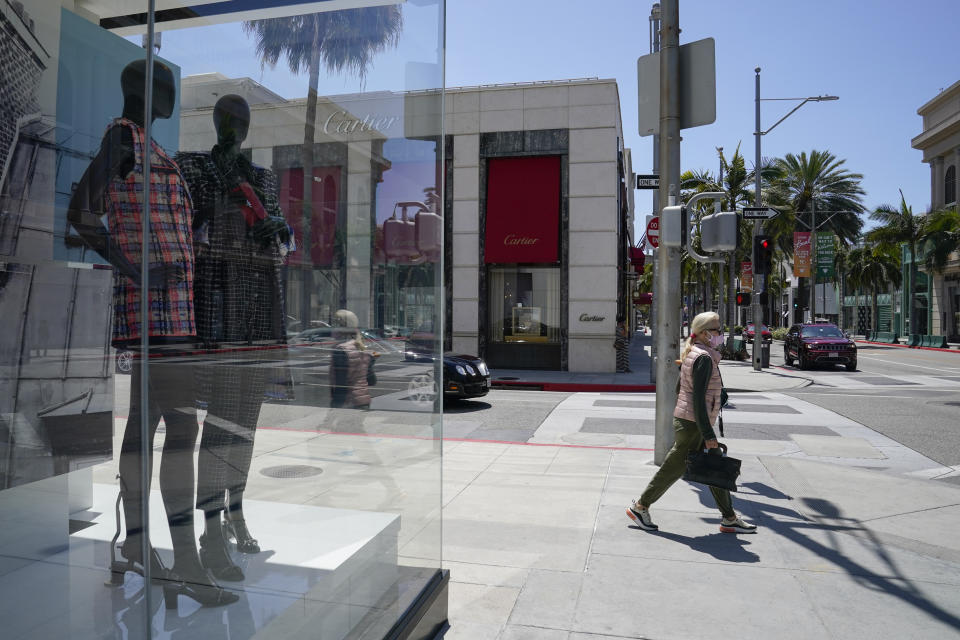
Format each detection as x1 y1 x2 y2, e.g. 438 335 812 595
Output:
626 505 658 531
720 516 757 534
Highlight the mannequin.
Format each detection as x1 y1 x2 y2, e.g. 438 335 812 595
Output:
175 94 289 582
67 59 236 608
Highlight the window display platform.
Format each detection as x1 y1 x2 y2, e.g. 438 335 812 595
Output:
2 485 401 639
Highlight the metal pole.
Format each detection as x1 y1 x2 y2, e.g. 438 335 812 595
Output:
648 2 661 384
654 0 681 465
752 67 763 370
717 153 723 325
140 0 157 622
810 202 817 320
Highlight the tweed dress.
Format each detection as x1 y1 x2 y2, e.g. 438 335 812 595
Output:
175 149 288 512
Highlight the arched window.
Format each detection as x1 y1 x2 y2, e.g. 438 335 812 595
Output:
946 164 957 206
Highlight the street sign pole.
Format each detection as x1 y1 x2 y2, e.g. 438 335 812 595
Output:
752 68 763 371
654 0 681 466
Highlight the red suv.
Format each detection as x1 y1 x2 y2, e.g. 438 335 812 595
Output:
744 324 772 341
784 323 857 371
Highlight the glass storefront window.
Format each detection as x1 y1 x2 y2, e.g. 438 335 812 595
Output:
1 1 445 638
488 266 561 344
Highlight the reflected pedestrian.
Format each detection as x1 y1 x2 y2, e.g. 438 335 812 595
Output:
626 311 757 534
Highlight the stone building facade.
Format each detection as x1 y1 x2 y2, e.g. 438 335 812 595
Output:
911 79 960 339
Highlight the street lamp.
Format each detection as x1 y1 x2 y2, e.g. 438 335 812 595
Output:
751 67 838 370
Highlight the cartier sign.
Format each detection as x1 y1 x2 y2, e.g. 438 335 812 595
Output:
503 234 539 246
579 313 606 322
323 110 399 135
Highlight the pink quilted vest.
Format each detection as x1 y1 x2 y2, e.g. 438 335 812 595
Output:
673 343 722 426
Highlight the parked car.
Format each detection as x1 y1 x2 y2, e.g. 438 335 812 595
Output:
407 353 491 405
442 353 491 400
744 323 772 341
783 323 857 371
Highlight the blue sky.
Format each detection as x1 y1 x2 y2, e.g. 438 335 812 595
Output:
158 0 958 241
445 0 958 238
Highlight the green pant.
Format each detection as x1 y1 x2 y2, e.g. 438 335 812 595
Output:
639 417 735 518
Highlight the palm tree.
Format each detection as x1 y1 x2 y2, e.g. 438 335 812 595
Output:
682 144 757 330
867 191 927 334
845 244 901 333
767 149 865 320
243 7 403 322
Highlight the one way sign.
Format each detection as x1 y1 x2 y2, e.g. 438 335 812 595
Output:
741 207 780 220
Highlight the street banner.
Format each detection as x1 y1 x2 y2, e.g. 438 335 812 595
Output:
741 261 753 292
793 231 812 277
816 232 836 280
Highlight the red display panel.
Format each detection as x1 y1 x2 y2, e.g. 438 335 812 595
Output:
484 156 560 264
280 167 340 267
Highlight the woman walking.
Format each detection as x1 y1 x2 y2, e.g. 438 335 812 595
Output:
626 311 757 534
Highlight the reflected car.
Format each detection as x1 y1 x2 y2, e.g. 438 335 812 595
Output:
744 323 772 341
784 323 857 371
443 354 491 400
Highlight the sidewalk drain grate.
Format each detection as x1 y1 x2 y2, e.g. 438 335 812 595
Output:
260 465 323 479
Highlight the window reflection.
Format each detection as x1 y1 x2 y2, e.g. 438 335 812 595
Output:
1 0 445 637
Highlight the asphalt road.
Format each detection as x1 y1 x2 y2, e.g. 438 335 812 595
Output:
770 341 960 483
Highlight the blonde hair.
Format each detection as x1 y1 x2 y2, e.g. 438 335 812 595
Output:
680 311 720 361
333 309 365 350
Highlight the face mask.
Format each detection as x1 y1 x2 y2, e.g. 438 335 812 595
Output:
708 333 725 349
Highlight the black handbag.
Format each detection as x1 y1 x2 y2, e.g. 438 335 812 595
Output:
684 442 741 492
366 357 377 386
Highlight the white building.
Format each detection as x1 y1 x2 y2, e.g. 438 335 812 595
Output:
180 75 636 372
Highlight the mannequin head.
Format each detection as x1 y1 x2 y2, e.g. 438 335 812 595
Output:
120 59 176 125
213 94 250 150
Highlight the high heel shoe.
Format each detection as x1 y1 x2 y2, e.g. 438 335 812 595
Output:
163 570 239 609
224 512 260 554
107 541 170 585
199 527 244 582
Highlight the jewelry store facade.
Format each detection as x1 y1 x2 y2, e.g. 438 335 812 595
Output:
0 1 446 638
445 80 635 372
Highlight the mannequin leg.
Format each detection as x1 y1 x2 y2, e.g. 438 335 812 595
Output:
117 359 163 574
150 356 239 608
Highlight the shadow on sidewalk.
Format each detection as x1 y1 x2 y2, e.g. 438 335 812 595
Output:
686 482 960 632
640 529 760 563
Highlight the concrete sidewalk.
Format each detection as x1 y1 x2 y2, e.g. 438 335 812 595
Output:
443 438 960 639
444 334 960 639
489 331 811 393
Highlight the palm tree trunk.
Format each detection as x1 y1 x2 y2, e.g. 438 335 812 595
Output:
299 18 322 325
872 285 879 333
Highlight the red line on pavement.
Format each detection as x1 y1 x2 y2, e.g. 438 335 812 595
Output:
492 381 656 393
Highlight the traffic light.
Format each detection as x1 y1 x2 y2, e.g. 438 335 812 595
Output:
736 291 752 306
753 235 772 275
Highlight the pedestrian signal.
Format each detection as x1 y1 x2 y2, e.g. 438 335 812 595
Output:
736 292 751 306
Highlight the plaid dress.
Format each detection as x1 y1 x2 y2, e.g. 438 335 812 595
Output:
105 118 195 345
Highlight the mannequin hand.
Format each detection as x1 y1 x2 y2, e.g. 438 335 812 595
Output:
251 216 289 243
143 263 186 288
704 439 719 449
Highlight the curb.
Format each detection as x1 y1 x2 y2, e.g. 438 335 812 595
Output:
855 339 958 354
491 380 656 393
